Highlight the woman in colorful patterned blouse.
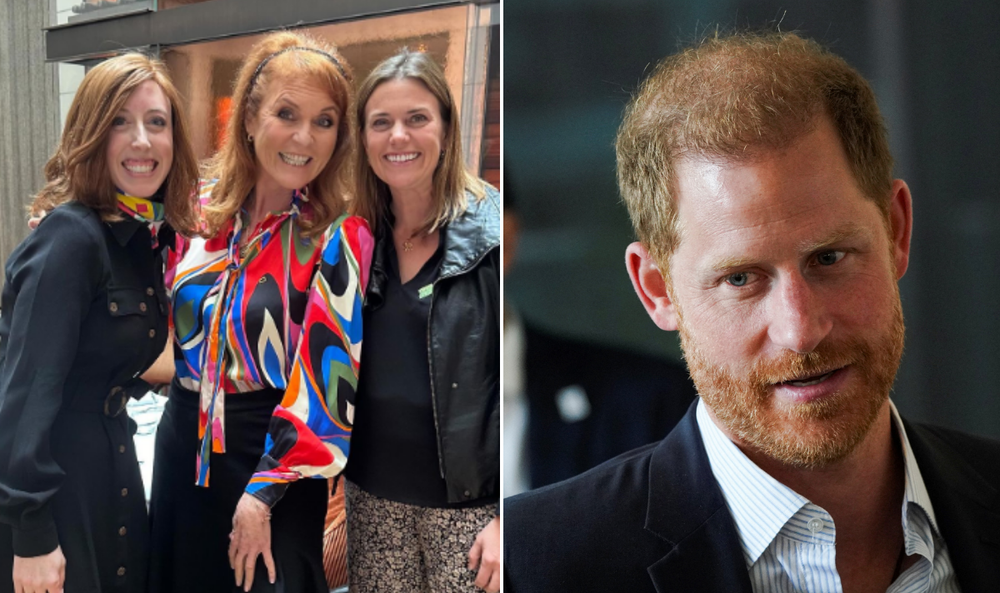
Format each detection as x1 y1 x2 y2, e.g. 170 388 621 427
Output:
0 54 199 593
148 32 372 593
344 49 501 593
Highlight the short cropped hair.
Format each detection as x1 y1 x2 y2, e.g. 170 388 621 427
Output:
615 32 893 272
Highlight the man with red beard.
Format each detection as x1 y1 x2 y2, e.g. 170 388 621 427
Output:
503 32 1000 593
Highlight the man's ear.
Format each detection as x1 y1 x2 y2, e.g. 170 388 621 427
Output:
625 242 678 331
888 179 913 280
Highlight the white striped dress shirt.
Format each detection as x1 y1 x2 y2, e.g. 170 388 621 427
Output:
696 399 961 592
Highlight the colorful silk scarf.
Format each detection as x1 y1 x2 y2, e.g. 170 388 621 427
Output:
195 189 305 487
117 192 165 248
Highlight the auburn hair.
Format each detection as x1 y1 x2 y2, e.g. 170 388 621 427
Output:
31 53 200 235
201 31 354 239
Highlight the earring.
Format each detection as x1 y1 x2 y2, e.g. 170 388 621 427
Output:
248 134 254 143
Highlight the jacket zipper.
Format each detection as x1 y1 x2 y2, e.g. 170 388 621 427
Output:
427 245 496 482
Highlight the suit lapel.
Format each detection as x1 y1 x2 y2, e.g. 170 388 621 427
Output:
640 407 1000 591
905 420 1000 590
647 510 753 593
644 404 753 593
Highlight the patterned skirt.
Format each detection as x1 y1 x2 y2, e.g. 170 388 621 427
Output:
148 381 328 593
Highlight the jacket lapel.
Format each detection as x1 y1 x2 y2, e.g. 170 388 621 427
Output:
644 404 753 593
905 420 1000 590
438 186 501 280
641 407 1000 591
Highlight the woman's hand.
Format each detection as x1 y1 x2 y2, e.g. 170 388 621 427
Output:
228 493 276 592
13 546 66 593
468 516 501 592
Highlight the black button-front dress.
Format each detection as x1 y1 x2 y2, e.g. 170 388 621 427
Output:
0 201 170 593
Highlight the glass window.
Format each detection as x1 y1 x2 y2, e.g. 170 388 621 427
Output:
157 0 214 8
480 24 500 188
159 5 493 173
53 0 154 27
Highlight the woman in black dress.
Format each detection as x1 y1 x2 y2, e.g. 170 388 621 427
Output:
0 54 199 593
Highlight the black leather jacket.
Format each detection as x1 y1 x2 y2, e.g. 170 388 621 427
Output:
365 186 501 504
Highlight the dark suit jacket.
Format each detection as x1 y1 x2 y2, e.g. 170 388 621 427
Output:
522 322 696 489
504 401 1000 592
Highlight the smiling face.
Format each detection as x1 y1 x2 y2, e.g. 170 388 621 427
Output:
106 79 173 198
246 75 340 196
632 116 911 468
362 77 445 200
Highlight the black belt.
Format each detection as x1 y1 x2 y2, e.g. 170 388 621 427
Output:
64 385 129 418
104 386 128 417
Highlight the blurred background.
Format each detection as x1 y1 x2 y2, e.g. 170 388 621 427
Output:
505 0 1000 447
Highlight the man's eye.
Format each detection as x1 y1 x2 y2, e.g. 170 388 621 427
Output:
816 251 845 266
726 272 750 287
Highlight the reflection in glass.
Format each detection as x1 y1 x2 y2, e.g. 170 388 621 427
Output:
55 0 154 27
159 6 491 173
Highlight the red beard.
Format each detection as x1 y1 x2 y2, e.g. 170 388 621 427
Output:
679 294 905 469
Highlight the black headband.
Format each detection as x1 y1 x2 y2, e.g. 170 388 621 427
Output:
248 46 347 90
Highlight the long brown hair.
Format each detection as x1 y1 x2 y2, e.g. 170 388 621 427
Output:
201 31 354 239
31 53 199 235
352 48 485 237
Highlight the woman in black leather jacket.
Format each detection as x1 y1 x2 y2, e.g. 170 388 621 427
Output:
344 49 500 593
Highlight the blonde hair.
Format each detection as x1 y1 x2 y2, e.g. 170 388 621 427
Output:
31 53 200 235
616 32 893 273
352 48 485 237
201 31 354 238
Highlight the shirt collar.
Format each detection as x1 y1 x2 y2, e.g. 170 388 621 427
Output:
107 216 146 246
107 216 174 251
697 399 808 564
891 400 944 561
235 188 305 231
697 398 944 566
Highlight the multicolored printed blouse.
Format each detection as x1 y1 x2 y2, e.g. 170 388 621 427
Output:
166 180 373 506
